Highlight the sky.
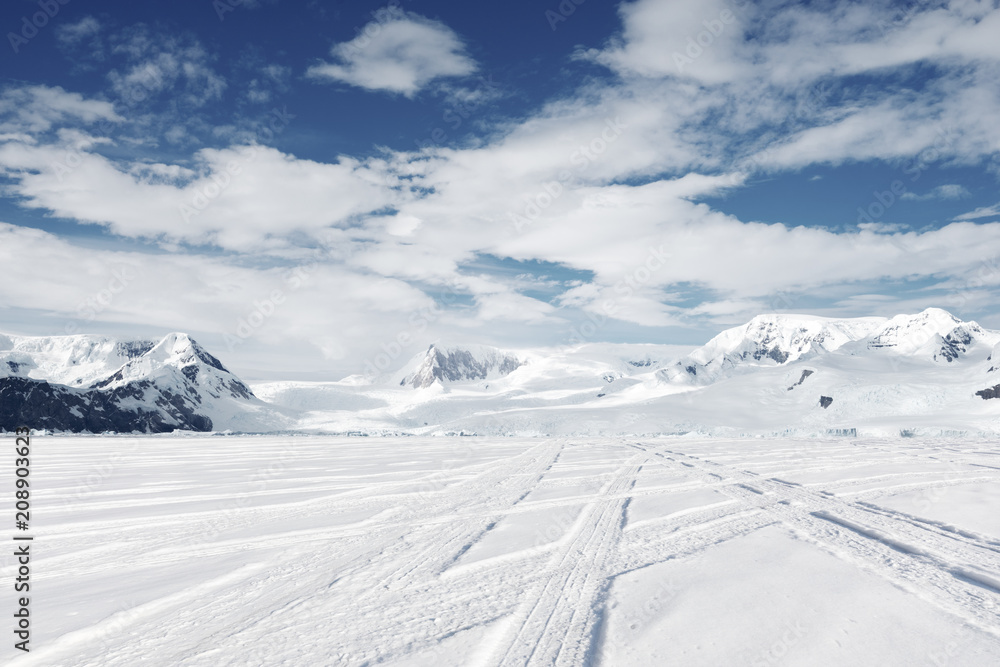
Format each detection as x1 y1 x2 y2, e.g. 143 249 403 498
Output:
1 0 1000 379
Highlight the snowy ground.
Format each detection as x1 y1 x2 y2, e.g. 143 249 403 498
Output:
4 435 1000 666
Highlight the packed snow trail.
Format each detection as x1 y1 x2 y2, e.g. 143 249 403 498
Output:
3 435 1000 666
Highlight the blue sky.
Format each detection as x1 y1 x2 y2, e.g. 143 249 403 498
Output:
2 0 1000 378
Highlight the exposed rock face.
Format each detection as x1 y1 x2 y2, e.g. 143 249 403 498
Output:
976 385 1000 400
787 369 814 391
0 376 212 433
403 344 523 389
819 396 833 409
935 329 974 362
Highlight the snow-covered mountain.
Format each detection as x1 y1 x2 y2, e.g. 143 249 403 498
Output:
397 343 523 388
658 308 1000 385
254 308 1000 438
6 308 1000 437
658 312 885 385
0 332 285 433
864 309 999 362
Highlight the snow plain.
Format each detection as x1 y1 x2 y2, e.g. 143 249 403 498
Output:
4 434 1000 666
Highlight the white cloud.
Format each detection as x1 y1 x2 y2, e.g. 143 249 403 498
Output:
0 223 455 374
0 86 120 134
900 184 970 201
585 0 1000 176
3 69 1000 346
108 28 227 109
0 137 394 252
5 2 1000 370
953 202 1000 221
307 12 477 97
57 16 101 46
592 0 1000 85
245 64 291 104
590 0 748 83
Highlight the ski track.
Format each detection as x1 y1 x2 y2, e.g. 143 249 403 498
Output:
4 435 1000 666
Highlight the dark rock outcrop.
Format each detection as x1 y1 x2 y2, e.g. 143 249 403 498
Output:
787 369 814 391
0 376 212 433
819 395 833 408
935 329 974 362
976 385 1000 400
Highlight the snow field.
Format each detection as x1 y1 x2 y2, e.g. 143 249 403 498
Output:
2 435 999 665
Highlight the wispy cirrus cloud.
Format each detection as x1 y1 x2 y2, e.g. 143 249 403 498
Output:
953 202 1000 221
901 184 970 201
108 26 227 109
0 85 120 135
56 15 102 48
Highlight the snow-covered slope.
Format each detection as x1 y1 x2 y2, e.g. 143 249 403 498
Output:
658 312 885 385
22 435 1000 664
863 308 1000 361
658 308 1000 384
0 332 286 433
0 333 156 387
253 308 1000 438
7 309 999 436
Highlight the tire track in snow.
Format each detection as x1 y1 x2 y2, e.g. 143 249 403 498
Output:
631 442 1000 639
178 440 567 666
488 452 645 667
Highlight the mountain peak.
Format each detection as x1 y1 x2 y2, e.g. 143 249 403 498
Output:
660 308 995 386
0 330 271 433
401 343 523 389
866 308 984 356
